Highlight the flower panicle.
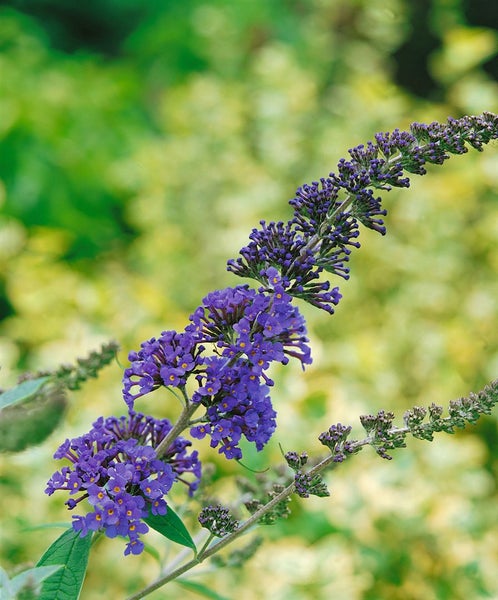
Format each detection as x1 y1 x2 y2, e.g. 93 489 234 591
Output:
21 341 119 392
352 379 498 454
228 112 498 313
123 279 312 460
403 378 498 441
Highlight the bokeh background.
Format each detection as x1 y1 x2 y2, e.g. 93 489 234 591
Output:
1 1 497 598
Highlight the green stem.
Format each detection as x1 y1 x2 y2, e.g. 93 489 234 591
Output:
128 375 498 598
154 399 199 459
129 395 492 600
125 449 355 600
197 532 215 557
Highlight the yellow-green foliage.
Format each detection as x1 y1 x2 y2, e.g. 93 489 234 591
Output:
1 1 497 599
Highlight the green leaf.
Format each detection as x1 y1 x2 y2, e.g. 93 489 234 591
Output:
0 382 67 452
0 377 50 410
2 565 63 598
36 528 92 600
145 507 196 553
176 579 233 600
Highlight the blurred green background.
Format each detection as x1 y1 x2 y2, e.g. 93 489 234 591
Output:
1 1 497 598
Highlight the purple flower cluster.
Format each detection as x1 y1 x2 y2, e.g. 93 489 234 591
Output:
122 331 204 406
319 423 357 463
190 359 276 459
228 112 498 313
186 276 311 369
187 279 313 458
45 412 201 555
122 276 312 460
227 221 344 313
294 472 329 498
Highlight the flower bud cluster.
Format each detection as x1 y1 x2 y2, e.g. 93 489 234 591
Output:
26 341 119 391
198 505 239 537
294 472 330 498
237 471 292 525
359 410 407 460
284 450 332 499
403 379 498 441
318 423 358 462
284 451 308 470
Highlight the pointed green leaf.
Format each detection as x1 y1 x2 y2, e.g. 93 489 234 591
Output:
36 528 92 600
0 377 50 410
0 383 67 452
176 579 233 600
5 565 63 597
145 507 196 553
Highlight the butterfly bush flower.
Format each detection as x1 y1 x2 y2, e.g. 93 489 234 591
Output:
45 412 201 555
123 279 312 459
121 113 497 463
44 112 497 563
186 280 311 369
185 281 312 460
122 331 204 407
227 220 345 313
228 112 498 312
190 358 277 459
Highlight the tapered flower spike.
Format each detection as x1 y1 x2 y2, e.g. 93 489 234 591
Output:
229 112 498 312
